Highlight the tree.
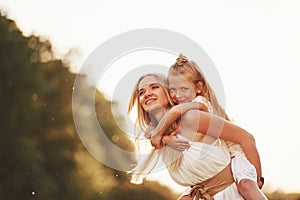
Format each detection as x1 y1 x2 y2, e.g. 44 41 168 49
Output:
0 12 178 200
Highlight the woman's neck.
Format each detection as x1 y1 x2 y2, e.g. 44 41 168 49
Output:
149 107 167 125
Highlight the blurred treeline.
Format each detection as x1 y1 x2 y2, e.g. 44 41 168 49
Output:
0 13 178 200
1 12 300 200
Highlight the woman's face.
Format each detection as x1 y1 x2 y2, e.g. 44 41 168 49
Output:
138 76 169 113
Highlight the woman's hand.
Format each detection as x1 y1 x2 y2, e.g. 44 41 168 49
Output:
257 176 264 189
163 131 190 151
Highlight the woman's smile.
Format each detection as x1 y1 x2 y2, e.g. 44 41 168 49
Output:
145 97 157 105
138 76 169 112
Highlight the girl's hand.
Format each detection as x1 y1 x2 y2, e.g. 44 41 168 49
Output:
150 134 163 149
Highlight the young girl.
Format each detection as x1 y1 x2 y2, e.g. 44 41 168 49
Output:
149 54 266 200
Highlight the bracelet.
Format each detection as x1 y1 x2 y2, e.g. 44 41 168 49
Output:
257 176 264 184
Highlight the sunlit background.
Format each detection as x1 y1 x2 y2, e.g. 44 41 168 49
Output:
1 0 299 196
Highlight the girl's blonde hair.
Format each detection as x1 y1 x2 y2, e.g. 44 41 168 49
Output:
169 54 230 120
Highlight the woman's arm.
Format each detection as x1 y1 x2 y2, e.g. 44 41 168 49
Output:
150 102 207 148
182 110 262 178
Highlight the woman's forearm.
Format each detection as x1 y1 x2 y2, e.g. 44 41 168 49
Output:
240 135 262 177
214 116 263 177
219 121 262 177
185 110 263 177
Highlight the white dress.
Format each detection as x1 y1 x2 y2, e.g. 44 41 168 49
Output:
162 135 245 200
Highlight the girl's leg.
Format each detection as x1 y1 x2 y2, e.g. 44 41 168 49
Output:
238 179 268 200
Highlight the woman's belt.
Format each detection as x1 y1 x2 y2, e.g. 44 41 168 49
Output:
189 163 234 200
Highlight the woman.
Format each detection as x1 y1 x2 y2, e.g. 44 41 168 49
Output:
128 73 266 200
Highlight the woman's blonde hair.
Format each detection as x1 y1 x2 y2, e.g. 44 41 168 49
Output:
169 54 230 120
128 73 182 183
128 73 174 134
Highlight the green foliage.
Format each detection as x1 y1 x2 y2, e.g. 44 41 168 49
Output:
0 12 178 200
0 12 83 200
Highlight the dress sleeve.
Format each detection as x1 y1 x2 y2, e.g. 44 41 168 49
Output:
192 96 213 113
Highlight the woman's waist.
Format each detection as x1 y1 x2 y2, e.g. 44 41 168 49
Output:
169 159 232 186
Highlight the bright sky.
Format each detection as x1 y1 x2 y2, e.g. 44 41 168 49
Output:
1 0 300 194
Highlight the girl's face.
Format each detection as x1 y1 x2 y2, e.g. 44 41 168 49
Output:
168 74 198 104
138 76 169 113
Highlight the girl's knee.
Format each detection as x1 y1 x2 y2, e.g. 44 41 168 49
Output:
238 179 258 192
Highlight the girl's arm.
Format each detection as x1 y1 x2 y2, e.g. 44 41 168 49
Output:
144 125 155 139
182 110 262 178
150 102 207 148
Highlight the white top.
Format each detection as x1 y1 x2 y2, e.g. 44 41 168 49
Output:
162 134 245 199
192 96 213 113
163 135 230 186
